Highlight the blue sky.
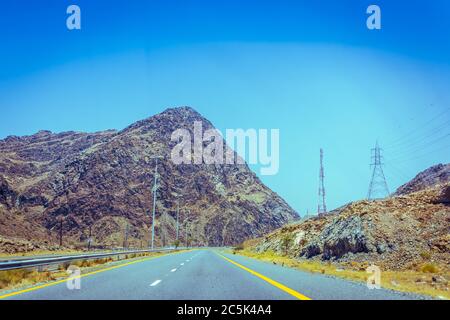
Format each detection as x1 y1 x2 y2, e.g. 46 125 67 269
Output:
0 0 449 214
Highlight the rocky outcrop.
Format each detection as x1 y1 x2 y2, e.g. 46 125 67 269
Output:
0 236 60 254
438 185 450 204
303 215 373 260
0 107 297 251
0 176 17 209
252 182 450 270
395 163 450 195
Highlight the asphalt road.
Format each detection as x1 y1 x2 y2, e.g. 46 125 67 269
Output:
1 249 425 300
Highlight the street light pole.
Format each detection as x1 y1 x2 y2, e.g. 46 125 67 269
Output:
59 217 63 247
176 201 179 241
87 225 92 251
151 158 159 250
124 223 129 249
185 210 190 248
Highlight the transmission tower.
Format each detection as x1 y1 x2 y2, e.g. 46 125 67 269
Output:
367 141 390 200
318 148 327 216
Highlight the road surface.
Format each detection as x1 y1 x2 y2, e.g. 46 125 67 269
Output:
0 249 425 300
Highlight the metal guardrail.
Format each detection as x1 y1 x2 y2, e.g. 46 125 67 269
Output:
0 247 185 271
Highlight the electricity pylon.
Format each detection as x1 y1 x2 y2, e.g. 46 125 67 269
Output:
367 141 390 200
318 148 327 216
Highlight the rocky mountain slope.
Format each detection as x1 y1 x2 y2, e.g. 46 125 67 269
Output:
0 107 297 252
249 173 449 271
395 163 450 196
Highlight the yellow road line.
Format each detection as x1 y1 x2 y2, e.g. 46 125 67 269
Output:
216 252 312 300
0 250 192 300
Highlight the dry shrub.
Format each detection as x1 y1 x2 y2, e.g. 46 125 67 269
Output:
0 269 54 289
420 263 439 273
234 243 244 251
420 251 431 260
59 262 71 271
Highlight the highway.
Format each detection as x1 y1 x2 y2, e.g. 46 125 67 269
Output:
0 249 425 300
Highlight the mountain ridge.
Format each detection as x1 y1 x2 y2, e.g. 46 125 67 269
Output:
395 163 450 196
0 106 297 252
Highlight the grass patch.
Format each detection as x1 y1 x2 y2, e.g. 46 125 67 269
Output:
420 251 432 260
233 249 449 299
232 243 245 254
0 250 178 291
0 269 63 290
0 249 84 259
420 263 440 273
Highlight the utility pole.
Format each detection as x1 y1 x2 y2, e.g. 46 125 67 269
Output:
151 159 158 249
162 231 166 248
184 210 190 248
318 148 327 216
367 141 390 200
123 224 129 250
176 201 180 241
59 217 63 247
149 156 163 250
87 225 92 251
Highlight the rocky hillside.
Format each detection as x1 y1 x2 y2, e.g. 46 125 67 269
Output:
0 107 297 252
395 163 450 195
249 181 449 271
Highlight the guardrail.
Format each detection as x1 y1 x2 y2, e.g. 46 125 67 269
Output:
0 247 185 271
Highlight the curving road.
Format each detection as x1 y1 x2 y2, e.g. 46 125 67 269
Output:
1 249 426 300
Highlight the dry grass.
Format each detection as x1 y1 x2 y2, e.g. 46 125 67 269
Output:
232 243 245 252
420 263 440 273
0 249 84 259
234 249 449 299
0 251 173 291
0 269 64 290
420 251 432 260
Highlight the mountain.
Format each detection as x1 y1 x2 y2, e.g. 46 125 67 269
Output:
247 166 450 271
0 107 297 253
395 163 450 195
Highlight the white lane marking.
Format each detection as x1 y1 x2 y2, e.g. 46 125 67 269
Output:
150 280 162 287
180 262 184 266
171 268 177 272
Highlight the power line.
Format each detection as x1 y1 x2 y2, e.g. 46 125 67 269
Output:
385 108 450 148
384 162 413 182
385 118 450 151
386 143 450 164
383 163 413 191
387 133 450 159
